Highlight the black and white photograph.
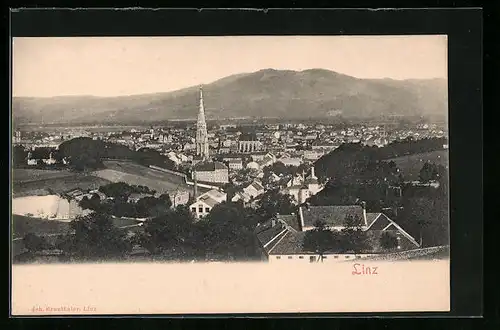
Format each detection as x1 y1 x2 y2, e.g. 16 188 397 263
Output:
11 34 451 314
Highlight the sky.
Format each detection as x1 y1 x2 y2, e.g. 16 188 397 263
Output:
12 35 447 97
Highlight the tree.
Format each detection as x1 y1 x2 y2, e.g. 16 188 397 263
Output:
98 182 136 200
380 231 398 250
12 145 28 167
302 222 340 262
136 196 171 218
23 233 50 253
338 214 370 253
159 193 173 208
256 189 296 220
62 213 132 260
30 147 53 160
205 202 261 257
263 162 293 177
58 137 106 171
140 205 195 256
79 193 101 211
400 195 449 247
419 162 439 183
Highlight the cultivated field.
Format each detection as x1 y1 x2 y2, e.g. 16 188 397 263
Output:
387 150 449 180
12 169 76 183
96 160 201 194
12 175 111 198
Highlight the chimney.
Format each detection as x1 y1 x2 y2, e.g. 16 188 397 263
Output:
193 169 198 199
361 201 367 227
311 166 316 179
298 206 305 231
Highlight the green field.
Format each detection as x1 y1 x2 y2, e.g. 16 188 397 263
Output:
93 160 201 194
11 160 200 198
12 214 71 239
387 150 449 180
12 169 76 183
12 174 111 198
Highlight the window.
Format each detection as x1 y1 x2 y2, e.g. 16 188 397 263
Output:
288 256 293 259
198 207 203 213
345 256 350 259
356 255 362 259
276 256 281 260
323 256 328 259
191 208 196 212
299 256 304 259
205 207 210 213
309 256 316 263
334 255 338 259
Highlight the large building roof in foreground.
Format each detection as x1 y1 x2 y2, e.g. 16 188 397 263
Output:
255 210 420 256
300 205 365 228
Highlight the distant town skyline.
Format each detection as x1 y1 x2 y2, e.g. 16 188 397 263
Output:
13 36 447 98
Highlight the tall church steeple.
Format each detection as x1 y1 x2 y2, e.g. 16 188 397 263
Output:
196 85 209 160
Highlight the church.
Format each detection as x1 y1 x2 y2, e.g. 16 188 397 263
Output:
191 86 229 184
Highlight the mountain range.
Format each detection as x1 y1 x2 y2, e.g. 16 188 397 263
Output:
12 68 448 125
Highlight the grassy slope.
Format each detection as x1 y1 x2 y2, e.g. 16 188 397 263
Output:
12 214 71 239
387 150 449 180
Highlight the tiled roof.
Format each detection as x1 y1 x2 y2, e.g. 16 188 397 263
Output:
239 133 258 141
277 214 300 232
304 176 319 184
366 213 382 227
197 195 220 208
268 231 310 255
251 181 264 191
203 189 227 202
267 228 418 256
300 205 365 228
366 213 391 230
365 214 420 247
256 222 288 251
195 161 228 171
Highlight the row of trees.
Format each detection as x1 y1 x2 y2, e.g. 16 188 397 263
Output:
55 137 176 172
18 188 297 262
314 137 447 180
78 182 173 218
308 159 449 247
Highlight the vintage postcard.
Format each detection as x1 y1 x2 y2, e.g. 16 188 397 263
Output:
11 35 450 315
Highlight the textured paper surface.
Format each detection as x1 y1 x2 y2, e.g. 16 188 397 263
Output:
12 260 450 315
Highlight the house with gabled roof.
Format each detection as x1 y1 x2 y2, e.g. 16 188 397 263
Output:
189 189 227 219
255 203 420 263
242 180 265 199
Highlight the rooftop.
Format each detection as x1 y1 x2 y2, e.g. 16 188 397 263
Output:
197 195 220 208
276 214 300 232
195 161 228 172
300 205 365 229
239 133 258 141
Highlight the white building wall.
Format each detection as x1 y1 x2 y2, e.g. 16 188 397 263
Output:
268 253 375 263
